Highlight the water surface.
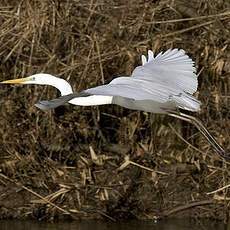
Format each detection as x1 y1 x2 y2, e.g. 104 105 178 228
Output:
0 219 225 230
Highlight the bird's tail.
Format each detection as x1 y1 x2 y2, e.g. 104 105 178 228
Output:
172 93 201 112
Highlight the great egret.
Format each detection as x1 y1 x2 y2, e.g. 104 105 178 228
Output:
1 49 228 159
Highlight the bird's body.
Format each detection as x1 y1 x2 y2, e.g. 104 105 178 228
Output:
77 48 200 113
84 76 199 113
1 48 228 159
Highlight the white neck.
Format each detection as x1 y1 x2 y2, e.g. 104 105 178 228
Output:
51 78 73 96
32 74 73 96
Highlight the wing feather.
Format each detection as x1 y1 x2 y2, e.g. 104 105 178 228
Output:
132 48 197 94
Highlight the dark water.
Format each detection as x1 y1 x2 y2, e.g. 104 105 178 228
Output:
0 219 226 230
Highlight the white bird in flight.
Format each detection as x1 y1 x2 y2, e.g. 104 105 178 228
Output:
1 49 228 159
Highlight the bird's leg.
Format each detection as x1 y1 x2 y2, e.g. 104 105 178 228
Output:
168 111 229 160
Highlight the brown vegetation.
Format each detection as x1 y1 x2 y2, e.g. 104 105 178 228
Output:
0 0 229 222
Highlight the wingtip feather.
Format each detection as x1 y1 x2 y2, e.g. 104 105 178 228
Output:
147 50 154 62
35 101 51 110
141 55 147 65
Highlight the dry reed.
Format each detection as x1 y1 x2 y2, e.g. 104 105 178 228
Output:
0 0 229 221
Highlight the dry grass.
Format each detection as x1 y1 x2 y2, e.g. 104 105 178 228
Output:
0 0 229 221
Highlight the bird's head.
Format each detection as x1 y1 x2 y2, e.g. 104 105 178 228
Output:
1 73 59 85
1 73 73 95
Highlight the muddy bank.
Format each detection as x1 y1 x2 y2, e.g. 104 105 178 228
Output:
0 0 229 222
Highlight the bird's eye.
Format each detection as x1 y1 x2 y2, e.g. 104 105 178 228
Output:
32 77 35 81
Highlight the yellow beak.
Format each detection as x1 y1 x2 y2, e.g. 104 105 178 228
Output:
1 77 30 84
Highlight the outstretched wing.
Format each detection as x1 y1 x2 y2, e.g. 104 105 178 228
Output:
132 49 197 94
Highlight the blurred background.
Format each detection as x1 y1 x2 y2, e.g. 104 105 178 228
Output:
0 0 229 221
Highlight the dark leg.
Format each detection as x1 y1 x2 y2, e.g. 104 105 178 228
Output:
168 111 229 160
